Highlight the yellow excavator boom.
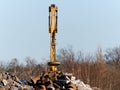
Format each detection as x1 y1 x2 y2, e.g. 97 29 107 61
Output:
48 4 60 71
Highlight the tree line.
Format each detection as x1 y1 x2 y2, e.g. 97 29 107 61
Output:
0 46 120 90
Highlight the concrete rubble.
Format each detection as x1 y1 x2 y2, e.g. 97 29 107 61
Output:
0 72 33 90
0 72 99 90
61 73 94 90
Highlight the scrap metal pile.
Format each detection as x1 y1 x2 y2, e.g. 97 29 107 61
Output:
28 71 77 90
0 72 97 90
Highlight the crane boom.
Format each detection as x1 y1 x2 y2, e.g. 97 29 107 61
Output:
48 4 60 72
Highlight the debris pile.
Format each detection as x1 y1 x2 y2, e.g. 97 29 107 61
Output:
0 72 33 90
0 72 99 90
28 71 95 90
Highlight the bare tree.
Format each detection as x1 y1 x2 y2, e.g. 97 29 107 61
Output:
105 46 120 68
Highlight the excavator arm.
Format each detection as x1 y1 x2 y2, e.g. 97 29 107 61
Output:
48 4 60 72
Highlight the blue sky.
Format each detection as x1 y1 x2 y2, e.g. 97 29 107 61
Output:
0 0 120 63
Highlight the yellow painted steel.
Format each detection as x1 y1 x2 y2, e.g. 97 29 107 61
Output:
48 4 60 71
